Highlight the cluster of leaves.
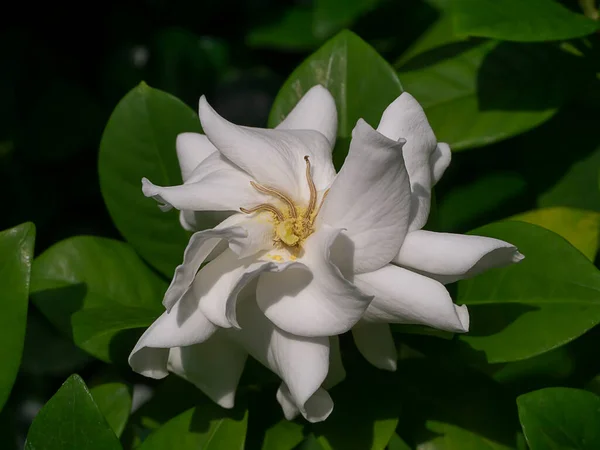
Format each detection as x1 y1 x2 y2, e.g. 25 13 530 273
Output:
2 0 600 449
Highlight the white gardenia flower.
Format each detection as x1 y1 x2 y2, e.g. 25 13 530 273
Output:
128 86 523 423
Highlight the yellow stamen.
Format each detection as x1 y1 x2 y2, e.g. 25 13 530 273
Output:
304 156 317 219
240 204 285 221
250 181 297 218
312 189 330 220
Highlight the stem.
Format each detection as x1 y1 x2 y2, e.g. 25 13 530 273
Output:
579 0 599 20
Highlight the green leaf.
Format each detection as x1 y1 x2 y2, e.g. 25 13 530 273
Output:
29 236 166 363
387 433 411 450
517 388 600 449
138 402 248 450
90 381 133 438
247 7 322 51
457 221 600 364
24 374 122 450
269 30 402 169
539 146 600 212
99 82 201 277
262 420 305 450
0 222 34 411
452 0 600 42
313 0 381 39
399 40 582 150
512 207 600 261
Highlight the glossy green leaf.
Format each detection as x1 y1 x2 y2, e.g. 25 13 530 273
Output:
452 0 600 42
138 402 248 450
269 30 402 168
539 146 600 212
262 420 304 450
24 375 122 450
0 222 34 411
99 82 201 277
30 236 166 363
517 388 600 449
457 221 600 363
313 0 381 39
247 7 322 51
399 40 582 150
512 207 600 261
90 381 132 438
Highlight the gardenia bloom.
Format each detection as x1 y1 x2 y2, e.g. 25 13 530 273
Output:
129 86 523 423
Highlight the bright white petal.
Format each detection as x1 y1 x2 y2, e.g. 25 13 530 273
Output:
276 383 333 423
355 264 469 333
319 119 411 273
257 226 373 337
352 322 397 371
176 132 217 182
142 152 267 212
377 92 438 231
227 298 330 415
199 96 336 199
393 230 524 285
275 85 338 148
431 142 451 185
167 333 247 409
324 336 346 389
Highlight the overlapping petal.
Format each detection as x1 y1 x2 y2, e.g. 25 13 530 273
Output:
319 119 411 273
393 230 524 285
199 96 336 200
176 132 217 182
167 333 247 409
431 142 451 185
275 85 338 148
352 322 397 371
376 92 439 231
276 383 333 423
355 264 469 333
227 298 330 421
257 226 373 337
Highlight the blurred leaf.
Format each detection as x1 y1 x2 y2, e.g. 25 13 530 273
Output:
457 221 600 363
452 0 600 42
512 207 600 261
20 309 92 376
30 236 165 363
247 7 321 51
90 381 132 438
539 146 600 212
269 30 402 169
313 0 381 39
387 433 411 450
517 387 600 449
417 422 514 449
299 434 325 450
99 82 200 277
437 172 527 232
24 375 122 450
138 402 248 450
399 40 583 150
0 222 34 411
261 420 304 450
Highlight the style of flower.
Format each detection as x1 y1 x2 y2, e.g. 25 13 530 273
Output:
129 85 523 422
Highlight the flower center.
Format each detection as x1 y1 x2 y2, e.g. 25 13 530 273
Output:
240 156 329 249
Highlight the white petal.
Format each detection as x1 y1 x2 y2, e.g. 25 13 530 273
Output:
352 322 397 371
162 223 247 311
257 226 373 337
393 230 524 285
319 119 411 273
193 249 300 328
128 347 169 379
199 96 336 200
377 92 438 231
142 152 266 212
355 264 469 333
176 132 217 182
276 383 333 423
227 298 330 414
178 210 233 233
324 336 346 389
167 333 247 409
431 142 451 185
275 85 338 148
